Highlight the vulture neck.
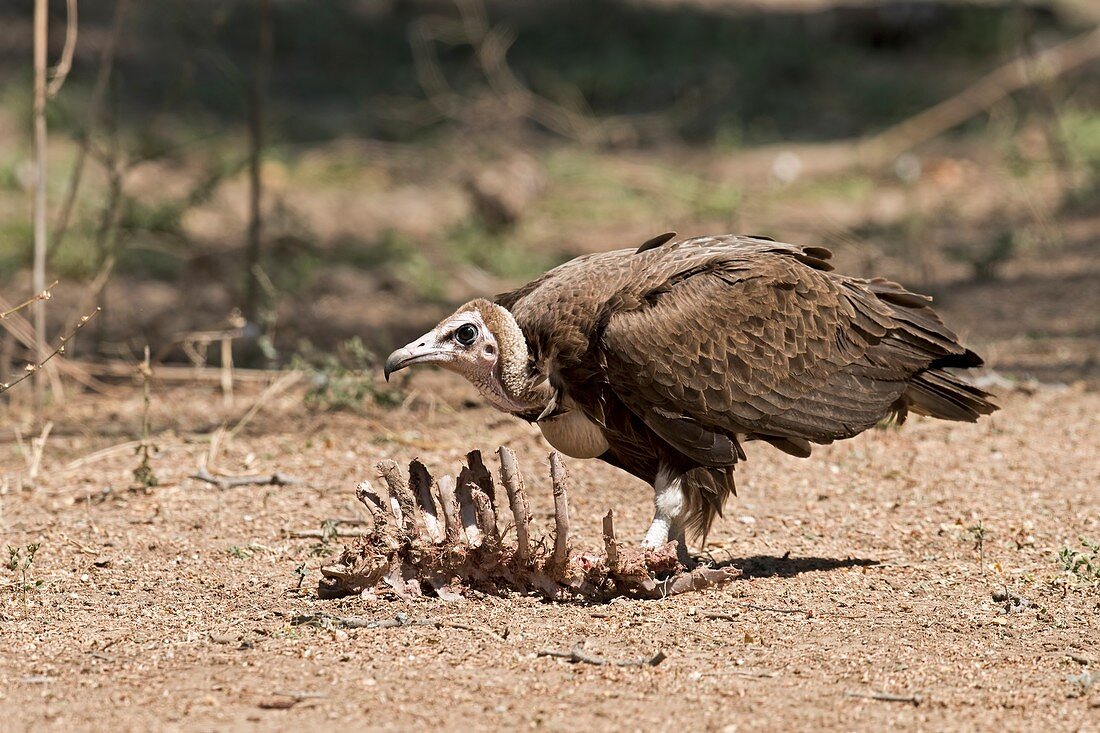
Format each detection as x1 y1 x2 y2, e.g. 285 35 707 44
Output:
482 305 553 417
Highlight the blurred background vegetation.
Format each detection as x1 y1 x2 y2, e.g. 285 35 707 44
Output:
0 0 1098 403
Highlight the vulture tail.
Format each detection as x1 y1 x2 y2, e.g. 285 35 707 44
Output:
901 367 998 423
682 466 736 543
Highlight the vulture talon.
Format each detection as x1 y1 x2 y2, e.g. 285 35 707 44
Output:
383 234 998 546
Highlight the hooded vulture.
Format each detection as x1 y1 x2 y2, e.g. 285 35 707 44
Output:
385 234 997 554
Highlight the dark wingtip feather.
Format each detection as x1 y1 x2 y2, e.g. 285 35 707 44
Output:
905 369 999 422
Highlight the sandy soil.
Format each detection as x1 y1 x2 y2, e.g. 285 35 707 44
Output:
0 362 1097 732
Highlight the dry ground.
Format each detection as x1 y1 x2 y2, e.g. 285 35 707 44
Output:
0 366 1097 732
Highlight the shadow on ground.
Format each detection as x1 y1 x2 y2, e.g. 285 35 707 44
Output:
706 554 881 579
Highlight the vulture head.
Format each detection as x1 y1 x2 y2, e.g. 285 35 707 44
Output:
384 299 550 415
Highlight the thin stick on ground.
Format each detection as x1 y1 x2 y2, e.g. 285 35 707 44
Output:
537 645 667 668
292 613 438 630
190 466 303 489
844 691 922 706
289 528 369 539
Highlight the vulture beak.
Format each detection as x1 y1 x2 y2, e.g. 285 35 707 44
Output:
383 334 443 381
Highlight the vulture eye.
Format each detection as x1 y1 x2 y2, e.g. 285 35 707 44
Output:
454 324 478 346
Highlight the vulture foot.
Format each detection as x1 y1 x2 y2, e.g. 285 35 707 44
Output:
317 448 740 602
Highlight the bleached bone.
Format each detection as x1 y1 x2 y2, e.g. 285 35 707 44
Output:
548 452 570 571
377 460 418 537
435 475 462 545
409 459 445 543
496 446 531 563
455 467 483 547
602 510 620 568
355 480 389 527
470 486 500 548
465 450 497 502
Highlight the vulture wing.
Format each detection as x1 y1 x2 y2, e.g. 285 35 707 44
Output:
596 240 993 456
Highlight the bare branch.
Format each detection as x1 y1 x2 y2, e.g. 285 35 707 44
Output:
0 308 99 397
46 0 78 98
32 0 49 411
0 281 57 321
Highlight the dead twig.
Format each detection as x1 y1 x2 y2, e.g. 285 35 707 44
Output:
0 281 56 321
845 691 922 706
0 308 100 397
190 466 303 489
267 691 327 701
46 0 78 98
734 601 806 616
727 669 779 679
0 296 103 395
132 346 157 488
291 612 437 630
537 645 667 668
289 528 369 539
698 610 741 622
225 370 303 441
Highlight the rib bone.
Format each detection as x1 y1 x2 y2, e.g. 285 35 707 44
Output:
435 475 463 545
548 452 570 573
409 459 444 543
496 446 531 563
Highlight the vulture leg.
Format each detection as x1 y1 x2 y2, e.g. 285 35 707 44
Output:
641 467 692 565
